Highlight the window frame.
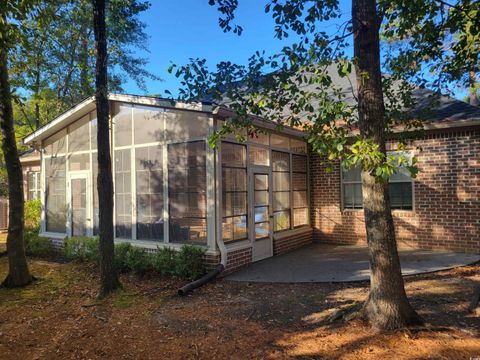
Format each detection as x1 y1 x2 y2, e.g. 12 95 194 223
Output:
340 151 415 211
27 171 41 200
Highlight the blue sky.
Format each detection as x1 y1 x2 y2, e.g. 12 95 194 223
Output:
123 0 352 96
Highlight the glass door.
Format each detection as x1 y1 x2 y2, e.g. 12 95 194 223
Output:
68 172 91 237
250 169 273 261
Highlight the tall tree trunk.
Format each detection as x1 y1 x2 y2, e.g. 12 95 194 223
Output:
0 14 32 288
352 0 422 330
34 65 41 129
93 0 120 298
469 71 478 106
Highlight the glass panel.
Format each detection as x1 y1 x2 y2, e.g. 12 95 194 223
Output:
134 105 165 144
292 172 307 191
272 151 290 171
389 182 413 210
69 153 90 171
389 152 413 182
44 130 67 156
273 172 290 191
273 191 290 211
68 115 90 152
271 134 290 149
342 165 362 182
254 174 268 190
292 155 307 172
293 208 308 227
232 215 247 241
353 183 363 207
273 210 290 231
223 168 247 192
255 222 270 239
249 145 269 166
290 139 307 154
71 178 87 236
221 142 246 167
136 146 164 241
45 157 66 232
249 132 269 145
293 190 308 208
115 149 132 238
113 103 132 147
90 112 97 150
254 190 269 206
254 206 269 222
168 141 207 245
223 192 247 217
165 110 208 141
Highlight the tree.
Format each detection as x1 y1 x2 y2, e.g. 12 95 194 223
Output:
0 1 34 288
93 0 121 298
169 0 427 329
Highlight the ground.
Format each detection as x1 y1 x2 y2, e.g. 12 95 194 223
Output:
0 256 479 359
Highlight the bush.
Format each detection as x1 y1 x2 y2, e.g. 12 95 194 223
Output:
114 242 133 273
151 246 177 276
125 246 152 275
24 199 41 231
64 236 99 262
24 231 53 257
175 245 207 280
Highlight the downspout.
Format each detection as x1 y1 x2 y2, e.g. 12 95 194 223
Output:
178 114 227 296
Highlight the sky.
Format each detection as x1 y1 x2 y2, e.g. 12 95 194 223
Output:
122 0 352 97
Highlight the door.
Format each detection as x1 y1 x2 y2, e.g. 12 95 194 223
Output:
68 172 91 237
250 170 273 261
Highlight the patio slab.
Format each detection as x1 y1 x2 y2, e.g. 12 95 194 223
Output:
226 244 480 283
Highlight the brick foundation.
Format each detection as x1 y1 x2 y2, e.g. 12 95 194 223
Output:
273 228 313 256
310 127 480 254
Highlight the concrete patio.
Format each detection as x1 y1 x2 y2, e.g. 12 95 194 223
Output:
226 244 480 283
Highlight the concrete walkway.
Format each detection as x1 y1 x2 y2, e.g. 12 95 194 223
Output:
226 244 480 283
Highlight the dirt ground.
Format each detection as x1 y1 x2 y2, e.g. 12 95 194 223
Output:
0 257 479 360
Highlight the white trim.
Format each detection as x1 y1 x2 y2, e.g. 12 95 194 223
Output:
40 232 67 240
206 115 216 251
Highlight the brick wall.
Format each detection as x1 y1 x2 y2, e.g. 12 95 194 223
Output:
273 228 313 255
310 127 480 253
224 246 253 274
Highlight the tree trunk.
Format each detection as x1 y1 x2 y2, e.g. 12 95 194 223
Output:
469 71 478 107
93 0 120 298
0 15 32 288
352 0 423 330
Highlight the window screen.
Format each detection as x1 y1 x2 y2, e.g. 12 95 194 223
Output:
292 155 308 227
272 151 291 231
45 157 66 233
136 146 164 241
115 149 132 238
168 141 207 245
27 171 41 200
221 142 247 243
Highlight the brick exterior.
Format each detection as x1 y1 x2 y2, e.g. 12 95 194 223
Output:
273 228 313 255
310 127 480 254
224 246 253 274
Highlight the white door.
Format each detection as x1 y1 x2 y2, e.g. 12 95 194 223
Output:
250 169 273 261
68 172 91 237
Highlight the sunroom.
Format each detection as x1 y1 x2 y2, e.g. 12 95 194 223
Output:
23 95 310 265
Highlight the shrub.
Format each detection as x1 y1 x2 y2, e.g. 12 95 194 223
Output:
174 245 207 280
151 246 177 276
125 246 152 275
64 236 99 262
24 231 53 257
24 199 41 232
114 242 133 273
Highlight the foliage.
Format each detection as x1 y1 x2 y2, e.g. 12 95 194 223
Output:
114 242 133 273
64 236 99 262
151 247 178 276
0 167 7 198
174 245 207 281
24 231 53 257
125 246 151 276
24 199 41 231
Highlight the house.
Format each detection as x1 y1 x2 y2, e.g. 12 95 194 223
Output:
23 89 480 273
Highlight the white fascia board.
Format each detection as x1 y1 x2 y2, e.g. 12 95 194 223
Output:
23 96 96 145
108 93 213 113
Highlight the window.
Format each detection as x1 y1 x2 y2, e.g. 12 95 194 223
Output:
221 142 247 243
272 151 291 231
136 146 164 241
115 149 132 238
133 105 165 144
248 145 269 166
68 115 90 152
45 157 66 233
113 103 133 147
165 110 208 142
342 152 414 210
292 155 308 227
168 141 207 245
27 171 41 200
